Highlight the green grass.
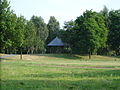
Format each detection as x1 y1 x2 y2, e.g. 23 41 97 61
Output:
1 54 120 90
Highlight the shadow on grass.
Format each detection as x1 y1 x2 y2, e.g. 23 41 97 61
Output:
1 68 120 90
101 55 120 59
31 54 120 61
32 54 83 60
0 58 11 60
21 70 120 89
1 78 120 90
116 56 120 58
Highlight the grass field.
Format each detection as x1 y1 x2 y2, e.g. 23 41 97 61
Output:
1 54 120 90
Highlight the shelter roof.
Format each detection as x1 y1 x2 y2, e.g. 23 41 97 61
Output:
47 37 64 46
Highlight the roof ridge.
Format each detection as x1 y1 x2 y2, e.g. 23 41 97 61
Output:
47 37 64 46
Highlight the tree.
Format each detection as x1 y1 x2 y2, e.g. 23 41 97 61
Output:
31 16 48 53
46 16 60 44
100 5 109 28
60 20 77 53
0 0 13 53
13 16 25 49
24 20 36 54
76 10 108 57
0 0 25 54
0 0 26 57
108 10 120 55
61 10 108 58
14 16 26 59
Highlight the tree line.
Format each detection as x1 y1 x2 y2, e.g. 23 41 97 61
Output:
0 0 120 56
60 7 120 56
0 0 60 54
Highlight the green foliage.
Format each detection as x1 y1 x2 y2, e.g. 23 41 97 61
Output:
0 0 12 52
0 1 119 55
13 16 25 48
0 0 48 54
60 20 77 53
31 16 48 53
46 16 60 44
62 10 108 55
31 16 48 41
108 10 120 55
24 20 36 54
100 5 109 28
78 10 108 52
0 0 25 53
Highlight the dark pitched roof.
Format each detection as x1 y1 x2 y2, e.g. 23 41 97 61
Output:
47 37 64 46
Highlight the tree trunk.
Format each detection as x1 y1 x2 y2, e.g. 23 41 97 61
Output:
0 55 1 62
89 51 91 59
20 48 22 60
7 49 9 54
27 49 30 54
31 48 34 54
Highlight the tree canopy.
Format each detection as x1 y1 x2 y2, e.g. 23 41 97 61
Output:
108 10 120 55
0 0 120 55
0 0 25 53
60 10 108 57
31 16 48 53
46 16 60 44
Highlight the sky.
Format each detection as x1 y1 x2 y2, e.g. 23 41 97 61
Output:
9 0 120 28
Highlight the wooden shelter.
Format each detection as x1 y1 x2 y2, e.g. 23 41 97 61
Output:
47 37 65 53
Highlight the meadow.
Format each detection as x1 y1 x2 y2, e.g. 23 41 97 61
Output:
1 54 120 90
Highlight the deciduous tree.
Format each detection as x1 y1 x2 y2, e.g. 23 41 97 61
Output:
31 16 48 53
46 16 60 44
108 10 120 55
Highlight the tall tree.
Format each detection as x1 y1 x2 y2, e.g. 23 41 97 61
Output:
14 16 25 59
60 20 77 53
62 10 108 58
100 6 109 29
31 16 48 53
13 16 25 49
108 10 120 55
46 16 60 44
75 10 108 57
24 20 36 54
0 0 12 53
0 0 25 54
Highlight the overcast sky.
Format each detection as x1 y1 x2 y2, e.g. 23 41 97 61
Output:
9 0 120 28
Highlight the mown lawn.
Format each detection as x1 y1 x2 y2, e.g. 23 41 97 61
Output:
1 54 120 90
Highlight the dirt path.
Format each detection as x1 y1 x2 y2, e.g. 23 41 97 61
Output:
0 54 16 58
32 64 120 70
